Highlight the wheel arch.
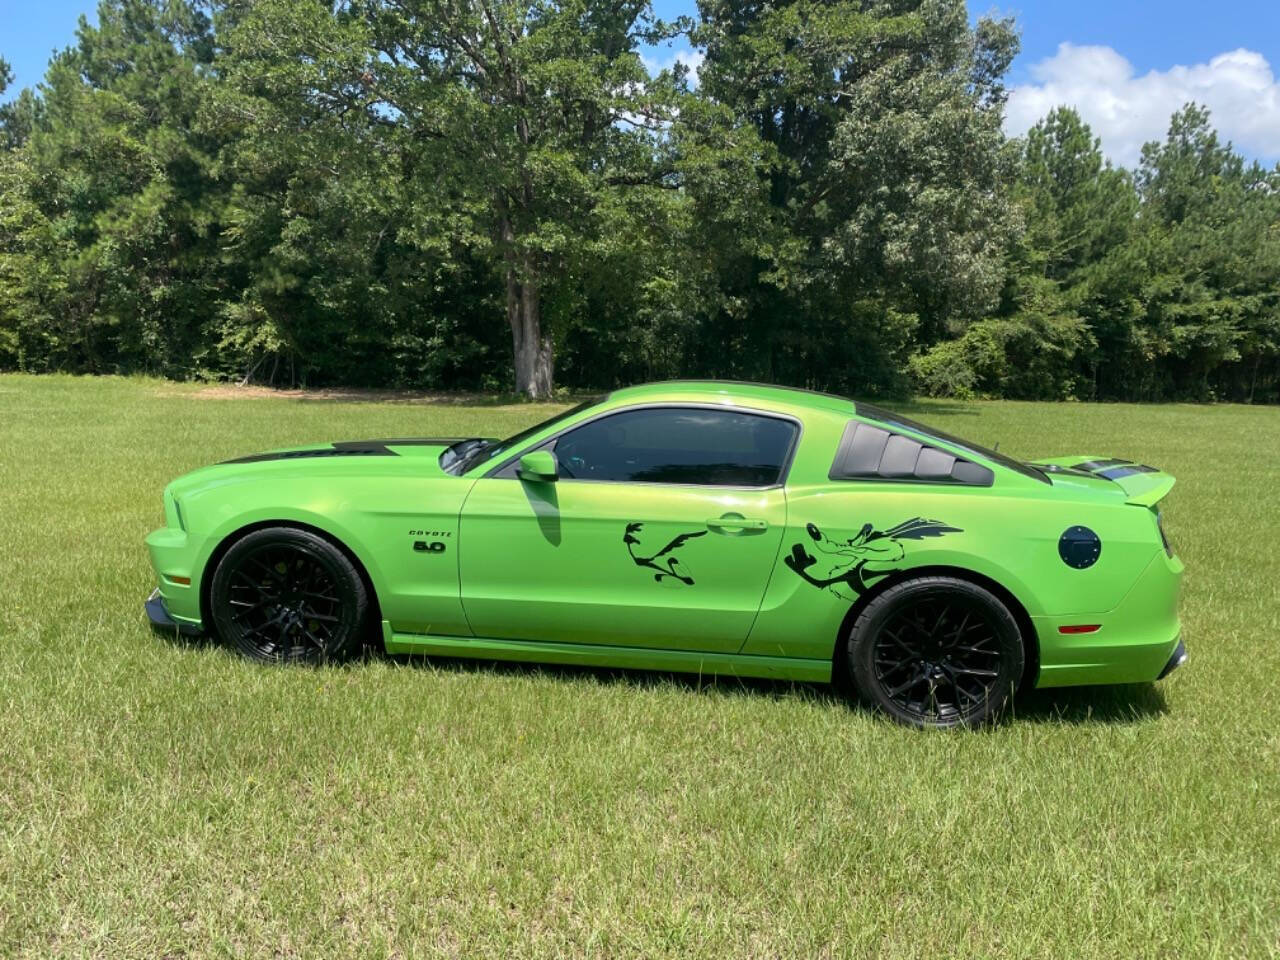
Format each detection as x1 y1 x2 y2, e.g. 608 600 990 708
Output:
199 520 383 639
831 564 1040 692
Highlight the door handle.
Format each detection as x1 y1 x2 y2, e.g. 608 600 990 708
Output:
706 515 768 532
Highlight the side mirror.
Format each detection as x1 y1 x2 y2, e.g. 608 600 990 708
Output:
517 450 558 482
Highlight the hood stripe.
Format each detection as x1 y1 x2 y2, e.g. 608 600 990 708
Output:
222 438 479 465
223 444 396 464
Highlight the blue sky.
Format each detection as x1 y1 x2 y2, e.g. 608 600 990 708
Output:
4 0 1278 164
645 1 1279 85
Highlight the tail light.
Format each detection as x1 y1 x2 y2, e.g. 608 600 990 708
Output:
1156 508 1173 557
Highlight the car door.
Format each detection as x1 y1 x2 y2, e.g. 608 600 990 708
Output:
457 405 798 653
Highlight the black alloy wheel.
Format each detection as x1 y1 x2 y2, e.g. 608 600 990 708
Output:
209 527 368 664
847 576 1024 729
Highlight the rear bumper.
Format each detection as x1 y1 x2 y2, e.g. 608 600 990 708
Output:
1034 549 1184 688
145 588 203 637
1157 637 1188 680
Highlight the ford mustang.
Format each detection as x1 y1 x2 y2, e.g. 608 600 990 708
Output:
144 381 1185 728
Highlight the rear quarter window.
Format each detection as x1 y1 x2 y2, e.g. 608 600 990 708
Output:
830 420 995 486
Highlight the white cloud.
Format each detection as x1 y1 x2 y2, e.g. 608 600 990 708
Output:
1006 43 1280 167
641 48 705 87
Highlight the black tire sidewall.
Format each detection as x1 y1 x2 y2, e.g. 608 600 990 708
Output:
209 527 367 664
848 577 1024 729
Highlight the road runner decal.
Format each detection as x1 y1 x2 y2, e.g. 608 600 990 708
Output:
623 523 709 586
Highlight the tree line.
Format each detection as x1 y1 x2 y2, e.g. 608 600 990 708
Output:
1 0 1277 401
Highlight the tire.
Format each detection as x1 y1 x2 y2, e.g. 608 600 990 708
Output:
847 576 1024 729
208 527 368 665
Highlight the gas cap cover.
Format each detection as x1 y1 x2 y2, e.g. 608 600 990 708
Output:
1059 525 1102 570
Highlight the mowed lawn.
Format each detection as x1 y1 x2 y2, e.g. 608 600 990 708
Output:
1 374 1277 959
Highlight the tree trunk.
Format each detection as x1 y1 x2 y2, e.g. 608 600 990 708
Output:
504 243 553 399
499 199 553 398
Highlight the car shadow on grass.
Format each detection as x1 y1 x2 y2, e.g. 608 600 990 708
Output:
385 651 849 707
1011 682 1169 725
382 651 1169 726
150 626 1167 726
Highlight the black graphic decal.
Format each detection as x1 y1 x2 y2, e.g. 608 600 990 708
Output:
785 518 963 601
624 522 708 585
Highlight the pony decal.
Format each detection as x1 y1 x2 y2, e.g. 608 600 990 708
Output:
623 522 708 586
784 518 962 601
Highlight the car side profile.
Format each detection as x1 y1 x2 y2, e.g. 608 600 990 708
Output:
145 381 1185 728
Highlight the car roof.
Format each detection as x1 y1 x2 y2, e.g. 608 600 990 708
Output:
605 380 856 416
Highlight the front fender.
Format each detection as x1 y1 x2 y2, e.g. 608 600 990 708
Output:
147 503 389 629
148 466 476 636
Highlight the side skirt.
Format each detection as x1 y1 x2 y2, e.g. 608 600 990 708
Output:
382 623 832 683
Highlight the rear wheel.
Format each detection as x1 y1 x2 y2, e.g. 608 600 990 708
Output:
847 576 1023 729
209 527 367 664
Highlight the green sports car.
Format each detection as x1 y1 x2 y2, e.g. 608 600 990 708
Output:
144 381 1185 728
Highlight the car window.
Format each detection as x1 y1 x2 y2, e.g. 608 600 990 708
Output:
452 396 604 474
551 407 797 486
829 420 994 486
855 402 1049 484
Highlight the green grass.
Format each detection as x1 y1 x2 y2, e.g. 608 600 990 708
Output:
1 374 1277 958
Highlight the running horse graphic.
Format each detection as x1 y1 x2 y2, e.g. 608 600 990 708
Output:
784 518 963 601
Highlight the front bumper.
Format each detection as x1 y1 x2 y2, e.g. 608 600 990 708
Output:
145 588 203 637
145 522 205 627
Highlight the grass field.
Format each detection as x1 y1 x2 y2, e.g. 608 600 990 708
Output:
1 374 1277 958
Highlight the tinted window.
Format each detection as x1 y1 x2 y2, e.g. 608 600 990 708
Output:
552 408 797 486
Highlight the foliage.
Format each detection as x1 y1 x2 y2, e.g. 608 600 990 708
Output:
1 1 1278 400
202 0 690 394
681 0 1019 397
910 104 1280 401
0 1 223 376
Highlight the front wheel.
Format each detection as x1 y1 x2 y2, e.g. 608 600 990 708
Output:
847 576 1024 729
208 527 368 664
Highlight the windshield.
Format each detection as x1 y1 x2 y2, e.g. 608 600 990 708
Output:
449 396 605 475
855 402 1050 484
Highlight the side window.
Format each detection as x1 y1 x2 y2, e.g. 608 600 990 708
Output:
550 408 797 486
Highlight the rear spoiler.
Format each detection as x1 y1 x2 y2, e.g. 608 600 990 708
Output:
1033 456 1176 507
